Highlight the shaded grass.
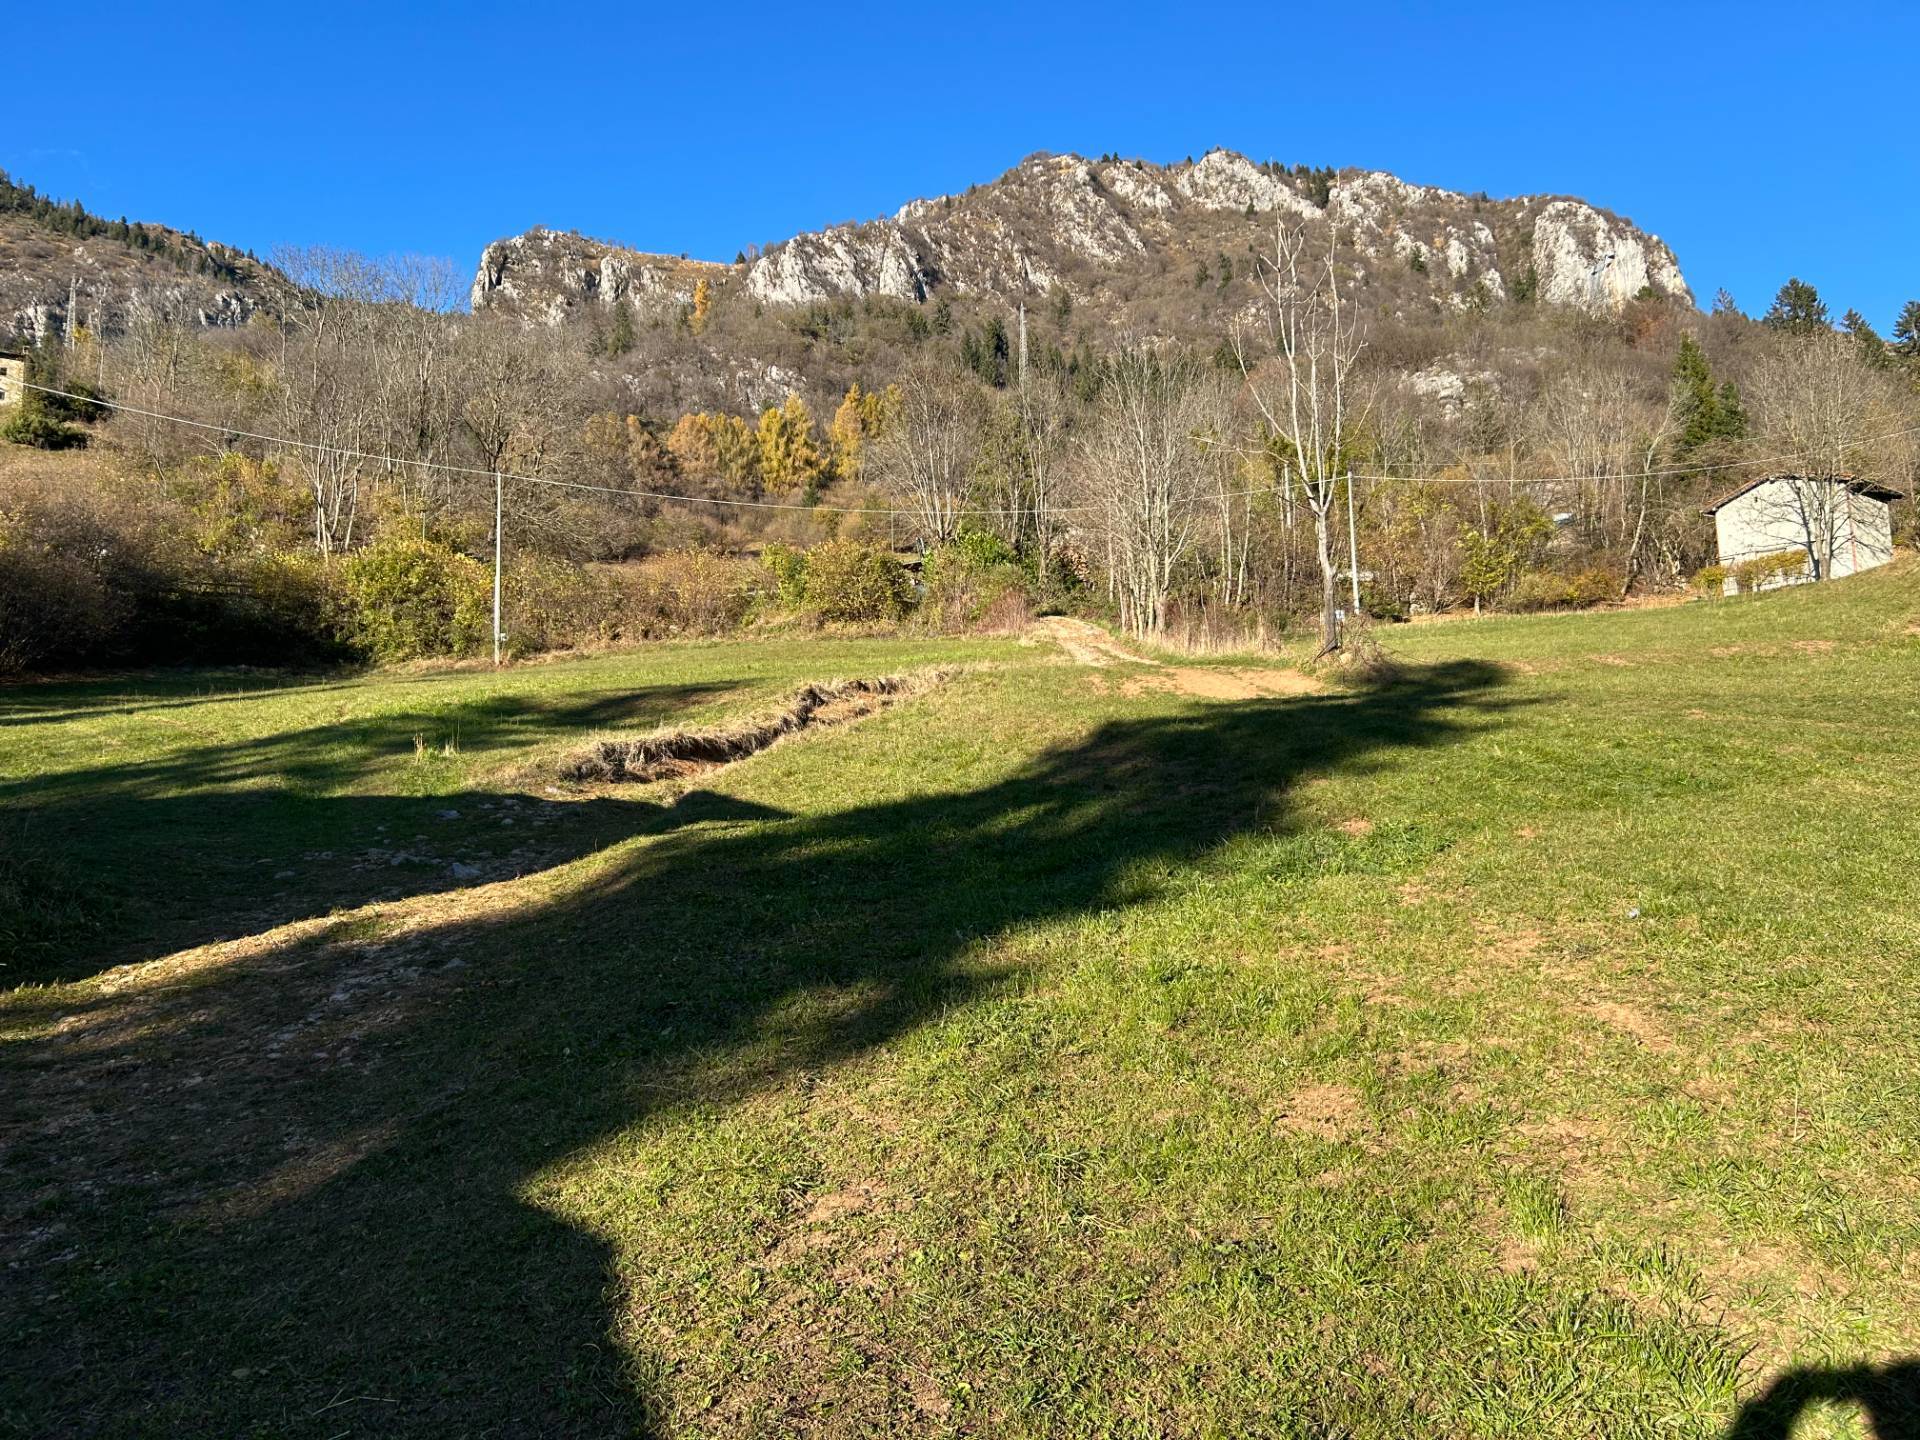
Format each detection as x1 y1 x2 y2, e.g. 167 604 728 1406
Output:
4 570 1920 1437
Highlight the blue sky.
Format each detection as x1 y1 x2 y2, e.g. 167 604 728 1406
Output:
8 2 1916 327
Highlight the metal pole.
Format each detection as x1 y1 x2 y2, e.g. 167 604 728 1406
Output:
1345 468 1361 611
492 471 503 666
1017 302 1028 392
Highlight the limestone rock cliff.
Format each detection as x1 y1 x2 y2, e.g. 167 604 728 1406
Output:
472 148 1691 331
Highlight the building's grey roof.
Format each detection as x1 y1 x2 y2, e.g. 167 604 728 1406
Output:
1703 473 1907 515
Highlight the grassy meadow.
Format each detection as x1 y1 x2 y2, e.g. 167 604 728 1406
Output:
3 568 1920 1438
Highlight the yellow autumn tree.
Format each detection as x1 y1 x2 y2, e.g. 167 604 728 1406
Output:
828 385 867 481
666 412 721 478
666 412 762 495
757 393 825 498
691 276 713 333
826 383 902 483
712 414 762 496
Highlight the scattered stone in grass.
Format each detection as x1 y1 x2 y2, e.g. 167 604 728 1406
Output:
436 810 460 821
448 862 481 880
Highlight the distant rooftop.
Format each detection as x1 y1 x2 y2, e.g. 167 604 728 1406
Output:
1703 474 1907 514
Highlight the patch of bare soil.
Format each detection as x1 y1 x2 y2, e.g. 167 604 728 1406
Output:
1026 615 1140 667
1495 1234 1541 1274
1272 1083 1367 1142
559 673 940 784
1159 666 1322 700
763 1180 894 1266
1120 665 1324 701
1030 617 1321 700
1586 1001 1675 1054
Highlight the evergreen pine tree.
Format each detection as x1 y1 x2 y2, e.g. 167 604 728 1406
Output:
1715 381 1748 440
981 316 1009 386
1891 300 1920 361
1670 336 1750 456
1671 335 1722 454
1762 277 1831 334
1842 309 1892 368
605 299 635 357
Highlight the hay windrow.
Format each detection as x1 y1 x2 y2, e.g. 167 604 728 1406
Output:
558 672 944 783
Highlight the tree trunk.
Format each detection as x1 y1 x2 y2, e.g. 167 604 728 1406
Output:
1315 509 1341 655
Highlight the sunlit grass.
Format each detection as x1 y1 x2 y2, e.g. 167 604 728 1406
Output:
3 569 1919 1436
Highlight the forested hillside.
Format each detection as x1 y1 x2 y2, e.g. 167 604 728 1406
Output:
0 170 292 341
2 153 1916 676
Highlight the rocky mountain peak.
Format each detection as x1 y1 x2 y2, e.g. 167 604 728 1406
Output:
469 148 1691 333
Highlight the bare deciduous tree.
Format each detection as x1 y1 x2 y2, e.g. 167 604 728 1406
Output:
1074 348 1226 637
1237 222 1366 654
1747 331 1918 578
871 360 985 546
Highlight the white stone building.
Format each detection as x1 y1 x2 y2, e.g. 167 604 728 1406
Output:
1704 475 1903 588
0 350 25 409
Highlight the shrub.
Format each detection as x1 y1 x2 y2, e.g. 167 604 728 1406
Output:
178 549 349 666
1730 550 1809 594
1360 585 1411 623
1508 566 1621 612
602 548 765 639
336 537 491 661
1693 564 1728 596
921 530 1029 630
1508 570 1574 612
505 553 622 654
801 540 912 623
0 516 118 673
948 530 1017 570
1564 568 1622 606
761 542 810 608
1 404 88 451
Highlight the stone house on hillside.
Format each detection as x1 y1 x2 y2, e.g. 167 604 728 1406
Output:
1704 474 1902 587
0 350 24 409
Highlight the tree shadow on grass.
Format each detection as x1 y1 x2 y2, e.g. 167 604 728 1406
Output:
1 660 1516 1437
1723 1362 1920 1439
1 682 739 985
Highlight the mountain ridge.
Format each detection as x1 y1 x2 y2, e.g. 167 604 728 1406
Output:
0 168 292 345
470 148 1691 332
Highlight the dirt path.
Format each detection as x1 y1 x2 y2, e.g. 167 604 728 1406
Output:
1026 617 1320 700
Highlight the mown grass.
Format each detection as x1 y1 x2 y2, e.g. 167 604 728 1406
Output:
3 572 1919 1438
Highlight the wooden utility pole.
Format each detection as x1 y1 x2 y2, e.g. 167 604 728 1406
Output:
491 472 504 666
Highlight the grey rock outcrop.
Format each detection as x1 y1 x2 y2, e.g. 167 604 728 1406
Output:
471 148 1691 326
